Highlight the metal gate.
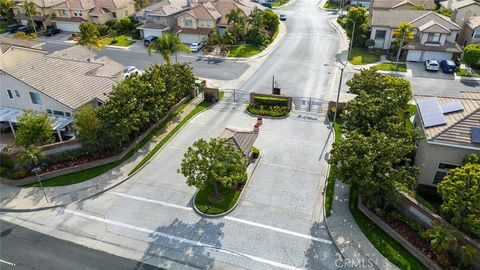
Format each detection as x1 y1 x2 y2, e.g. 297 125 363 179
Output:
292 97 328 113
223 89 251 104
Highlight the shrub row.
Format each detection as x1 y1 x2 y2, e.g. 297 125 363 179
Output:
247 104 290 117
253 96 289 107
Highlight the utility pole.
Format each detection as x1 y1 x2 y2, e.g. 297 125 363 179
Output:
333 59 347 124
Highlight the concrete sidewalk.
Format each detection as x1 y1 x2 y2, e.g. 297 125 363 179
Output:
0 97 205 212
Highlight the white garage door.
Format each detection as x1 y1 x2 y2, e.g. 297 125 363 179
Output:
55 22 80 32
406 50 422 61
179 33 204 44
422 51 452 62
142 29 164 38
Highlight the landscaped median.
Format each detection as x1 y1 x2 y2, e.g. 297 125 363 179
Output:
247 94 291 117
373 63 407 72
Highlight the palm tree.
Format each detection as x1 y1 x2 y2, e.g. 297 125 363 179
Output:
18 145 49 202
425 224 457 266
226 8 242 44
393 21 414 68
77 22 104 51
248 7 263 31
148 33 190 64
134 0 149 10
0 0 14 23
23 1 39 33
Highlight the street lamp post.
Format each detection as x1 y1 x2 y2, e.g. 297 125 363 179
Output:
343 18 356 61
333 58 347 124
175 29 182 63
33 167 49 203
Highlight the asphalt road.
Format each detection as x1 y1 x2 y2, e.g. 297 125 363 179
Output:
240 4 340 99
42 42 250 81
0 220 160 270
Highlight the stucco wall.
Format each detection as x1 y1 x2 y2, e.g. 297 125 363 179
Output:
452 5 480 26
370 26 392 49
177 14 198 28
0 73 72 115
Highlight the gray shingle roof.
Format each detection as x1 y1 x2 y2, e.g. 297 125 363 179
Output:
219 128 258 157
370 10 461 30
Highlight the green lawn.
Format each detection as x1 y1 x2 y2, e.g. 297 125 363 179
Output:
273 0 289 7
0 23 8 34
228 45 263 57
349 185 429 270
405 104 416 130
129 100 211 175
323 1 340 9
195 183 241 215
349 48 381 65
373 63 407 72
325 117 342 217
456 68 474 77
25 100 193 187
101 35 135 47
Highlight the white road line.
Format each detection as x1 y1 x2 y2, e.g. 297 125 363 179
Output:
108 191 332 245
0 259 16 266
108 192 193 211
225 216 332 245
60 208 303 270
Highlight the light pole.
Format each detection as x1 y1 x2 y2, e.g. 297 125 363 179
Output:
175 29 182 63
333 58 347 124
344 17 356 61
33 166 49 203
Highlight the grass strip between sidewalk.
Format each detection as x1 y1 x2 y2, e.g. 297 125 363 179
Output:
25 101 192 187
349 185 429 270
128 100 211 175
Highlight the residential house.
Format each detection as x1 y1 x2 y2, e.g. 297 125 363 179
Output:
350 0 372 9
212 0 254 33
370 0 436 11
136 0 191 38
12 0 67 29
0 46 124 141
440 0 480 46
413 92 480 190
51 0 135 32
369 10 462 61
0 36 45 69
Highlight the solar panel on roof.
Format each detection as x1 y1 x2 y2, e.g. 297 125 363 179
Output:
417 97 446 128
441 101 464 114
471 127 480 143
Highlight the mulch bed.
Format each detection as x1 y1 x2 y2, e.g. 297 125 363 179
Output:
45 155 99 172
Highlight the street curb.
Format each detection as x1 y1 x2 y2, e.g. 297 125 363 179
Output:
0 98 214 213
192 154 262 218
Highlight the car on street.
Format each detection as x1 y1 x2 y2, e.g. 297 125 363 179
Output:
16 25 33 34
45 27 61 37
143 36 158 47
189 42 203 52
123 66 140 77
439 60 456 74
280 14 287 21
7 24 20 33
425 59 439 72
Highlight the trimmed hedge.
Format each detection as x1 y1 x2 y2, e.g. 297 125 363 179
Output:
253 96 289 107
247 104 290 117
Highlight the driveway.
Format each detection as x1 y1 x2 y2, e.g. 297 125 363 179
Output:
407 62 455 80
1 98 338 269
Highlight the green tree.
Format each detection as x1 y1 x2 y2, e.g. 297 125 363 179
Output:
148 33 190 64
73 106 101 150
393 22 414 67
463 44 480 67
15 110 54 147
23 1 39 33
262 9 279 33
410 3 425 10
344 7 368 46
330 129 419 212
346 68 412 96
436 7 452 17
0 0 15 23
108 29 118 42
17 145 44 170
424 224 457 266
227 8 243 43
465 153 480 165
437 162 480 239
178 138 248 200
77 22 104 50
248 7 263 31
134 0 149 10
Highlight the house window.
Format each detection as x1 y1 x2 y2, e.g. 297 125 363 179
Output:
46 109 53 114
433 163 458 184
65 112 71 118
112 12 117 19
62 9 68 16
473 29 480 39
374 30 386 39
73 9 82 16
14 90 20 97
427 33 441 43
373 30 386 48
29 92 42 105
53 110 64 116
6 89 13 99
185 17 193 27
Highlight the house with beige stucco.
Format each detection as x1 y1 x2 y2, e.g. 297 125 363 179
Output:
440 0 480 46
413 92 480 193
12 0 66 29
0 36 45 69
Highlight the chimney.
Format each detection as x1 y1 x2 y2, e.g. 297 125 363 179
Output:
447 0 453 10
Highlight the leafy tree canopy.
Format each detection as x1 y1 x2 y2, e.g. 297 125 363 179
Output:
77 22 104 50
15 110 54 147
463 44 480 67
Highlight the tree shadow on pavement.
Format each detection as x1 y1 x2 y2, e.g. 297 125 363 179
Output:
304 221 341 270
135 218 225 270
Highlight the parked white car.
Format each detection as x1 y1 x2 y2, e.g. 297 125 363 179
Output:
424 59 439 72
190 42 203 52
123 66 140 77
